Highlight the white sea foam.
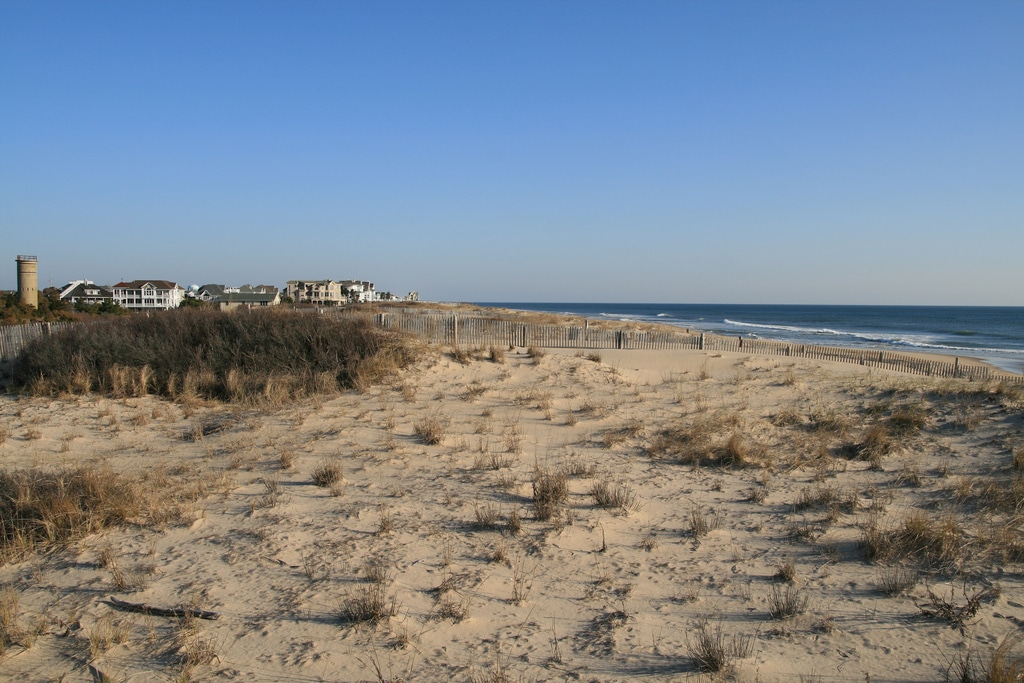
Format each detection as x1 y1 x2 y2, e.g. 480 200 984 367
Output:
892 340 1024 355
600 312 647 323
718 318 1024 355
721 318 979 351
724 319 846 336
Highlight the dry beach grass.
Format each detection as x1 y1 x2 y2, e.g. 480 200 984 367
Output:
1 312 1023 681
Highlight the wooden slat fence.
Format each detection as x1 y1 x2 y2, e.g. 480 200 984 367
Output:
0 322 73 362
367 312 1024 384
373 312 702 350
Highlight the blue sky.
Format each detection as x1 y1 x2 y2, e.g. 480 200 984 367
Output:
2 1 1022 304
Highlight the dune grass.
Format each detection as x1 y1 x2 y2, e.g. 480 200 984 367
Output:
12 309 416 404
0 466 192 564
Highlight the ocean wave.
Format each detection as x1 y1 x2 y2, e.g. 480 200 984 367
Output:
722 318 1023 356
599 312 647 323
888 339 1024 355
724 319 845 336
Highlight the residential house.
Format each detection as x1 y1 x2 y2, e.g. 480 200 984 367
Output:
193 284 227 302
284 278 391 304
59 280 113 306
340 280 375 303
112 280 185 310
187 284 281 309
213 285 280 310
285 279 345 305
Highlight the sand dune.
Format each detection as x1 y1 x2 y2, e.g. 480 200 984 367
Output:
1 343 1022 681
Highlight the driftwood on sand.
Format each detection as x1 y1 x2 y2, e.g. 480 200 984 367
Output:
107 596 221 620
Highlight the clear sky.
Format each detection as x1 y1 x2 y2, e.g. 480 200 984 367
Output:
2 1 1022 305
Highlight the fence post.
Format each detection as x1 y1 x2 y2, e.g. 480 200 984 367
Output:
699 333 704 350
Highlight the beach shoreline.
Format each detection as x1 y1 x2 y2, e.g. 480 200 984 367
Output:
469 301 1024 376
389 301 1019 377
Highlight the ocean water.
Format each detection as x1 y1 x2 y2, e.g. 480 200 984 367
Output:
477 303 1024 375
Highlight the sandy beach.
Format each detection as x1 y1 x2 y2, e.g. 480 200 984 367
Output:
1 335 1023 681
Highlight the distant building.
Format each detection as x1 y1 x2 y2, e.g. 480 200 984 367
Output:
242 284 280 296
285 278 397 304
193 284 228 302
186 284 280 309
374 290 418 302
112 280 185 310
16 255 38 308
340 280 375 303
285 279 345 305
59 280 114 306
217 286 280 310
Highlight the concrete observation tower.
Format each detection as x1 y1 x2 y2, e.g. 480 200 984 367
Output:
16 255 38 308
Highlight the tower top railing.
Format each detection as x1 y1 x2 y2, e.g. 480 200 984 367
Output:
16 255 38 261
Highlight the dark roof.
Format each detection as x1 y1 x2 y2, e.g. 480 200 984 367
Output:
236 285 280 294
113 280 182 290
214 292 279 304
197 284 227 296
60 282 113 300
